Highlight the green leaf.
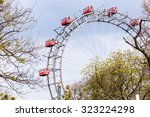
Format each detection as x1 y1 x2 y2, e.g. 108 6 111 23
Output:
0 0 4 4
11 97 16 100
11 77 16 81
18 58 25 64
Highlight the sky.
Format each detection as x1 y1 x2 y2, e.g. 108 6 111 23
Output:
17 0 144 99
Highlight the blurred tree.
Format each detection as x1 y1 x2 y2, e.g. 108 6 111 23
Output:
67 50 150 100
0 0 41 95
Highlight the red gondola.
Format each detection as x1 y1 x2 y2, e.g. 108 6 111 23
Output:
39 68 50 76
61 17 73 26
130 18 141 27
107 7 118 16
45 39 57 47
83 6 94 14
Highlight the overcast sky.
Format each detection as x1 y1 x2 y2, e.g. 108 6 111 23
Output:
18 0 144 99
19 0 143 38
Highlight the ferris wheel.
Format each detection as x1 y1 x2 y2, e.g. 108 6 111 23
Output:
39 6 146 100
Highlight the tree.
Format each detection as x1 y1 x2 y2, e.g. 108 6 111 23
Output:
67 50 150 100
0 0 41 96
124 0 150 69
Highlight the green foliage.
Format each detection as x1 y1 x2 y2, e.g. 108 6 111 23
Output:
70 50 150 100
17 58 26 64
0 44 4 49
62 85 73 100
11 76 16 81
0 92 16 100
11 97 16 100
0 0 4 4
